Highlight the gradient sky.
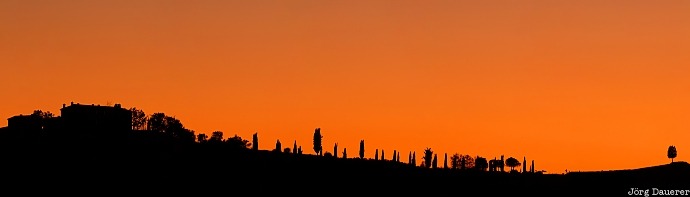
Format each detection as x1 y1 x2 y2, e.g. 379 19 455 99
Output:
1 0 689 173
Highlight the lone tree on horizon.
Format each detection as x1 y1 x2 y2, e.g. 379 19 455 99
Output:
505 157 521 171
359 140 365 159
668 145 678 163
313 128 323 156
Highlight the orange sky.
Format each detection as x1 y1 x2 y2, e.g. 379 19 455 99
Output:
1 0 689 173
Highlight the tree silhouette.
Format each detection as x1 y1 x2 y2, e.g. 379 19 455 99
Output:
359 140 365 159
298 146 303 155
334 143 338 158
197 133 208 143
393 150 397 161
129 107 147 130
324 152 333 157
283 148 291 153
475 156 488 171
397 152 400 162
412 152 416 166
432 154 438 169
226 135 251 149
342 148 347 159
147 113 166 132
252 133 258 151
210 131 224 143
408 152 412 164
523 157 527 173
450 154 460 169
375 149 379 160
381 150 385 161
505 157 521 171
444 153 448 169
144 112 193 141
423 148 433 168
313 128 322 156
668 145 677 163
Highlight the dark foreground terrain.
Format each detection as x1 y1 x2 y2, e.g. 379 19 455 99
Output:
0 130 688 196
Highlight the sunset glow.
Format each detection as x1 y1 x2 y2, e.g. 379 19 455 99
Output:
1 0 689 174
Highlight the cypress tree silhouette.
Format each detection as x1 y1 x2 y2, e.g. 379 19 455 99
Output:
334 143 338 158
444 153 448 169
412 152 416 166
375 149 379 160
397 152 400 163
531 160 535 173
252 133 258 151
408 152 412 164
298 146 303 155
313 128 322 156
343 148 347 159
432 154 438 169
523 157 527 173
393 150 397 162
381 150 385 161
668 145 677 163
423 148 433 168
359 140 365 159
293 141 297 154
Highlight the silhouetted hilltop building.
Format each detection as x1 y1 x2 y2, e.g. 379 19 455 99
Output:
489 155 505 172
60 102 132 133
6 111 61 138
8 114 42 131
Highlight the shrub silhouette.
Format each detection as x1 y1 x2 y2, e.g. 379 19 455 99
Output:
283 147 291 153
423 148 433 168
313 128 323 156
505 157 521 171
668 145 677 163
324 152 333 157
